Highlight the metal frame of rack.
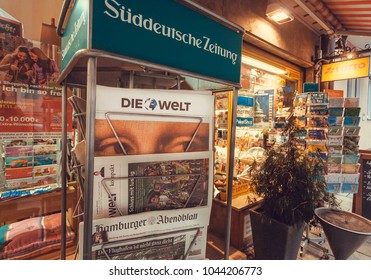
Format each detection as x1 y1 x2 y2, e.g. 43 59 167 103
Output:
56 0 243 260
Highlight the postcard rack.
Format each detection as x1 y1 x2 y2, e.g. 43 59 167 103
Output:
57 0 244 260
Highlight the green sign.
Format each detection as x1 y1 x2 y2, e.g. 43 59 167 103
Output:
61 0 88 70
62 0 243 84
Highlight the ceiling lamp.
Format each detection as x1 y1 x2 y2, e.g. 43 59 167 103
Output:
266 1 294 24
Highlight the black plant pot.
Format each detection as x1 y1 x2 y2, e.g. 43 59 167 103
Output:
249 207 305 260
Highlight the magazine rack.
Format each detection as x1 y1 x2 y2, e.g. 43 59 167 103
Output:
57 0 244 260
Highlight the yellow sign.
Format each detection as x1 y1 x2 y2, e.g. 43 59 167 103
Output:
321 57 370 82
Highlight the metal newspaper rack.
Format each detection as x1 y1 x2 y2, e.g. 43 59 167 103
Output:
57 0 244 260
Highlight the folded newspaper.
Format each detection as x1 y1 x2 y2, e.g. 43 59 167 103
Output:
92 151 213 219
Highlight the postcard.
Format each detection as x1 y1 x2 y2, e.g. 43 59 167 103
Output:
34 154 57 166
343 136 360 146
342 154 360 164
341 183 359 194
307 116 328 128
307 104 328 115
328 108 344 117
5 146 33 157
328 136 343 145
5 156 33 168
343 126 360 136
309 92 328 104
328 98 344 108
344 98 359 108
328 127 343 136
324 89 344 98
341 164 360 174
328 116 343 126
326 173 342 183
5 166 33 180
328 164 342 173
327 145 343 155
308 129 326 140
344 107 361 116
325 183 341 193
341 173 360 184
33 164 58 177
342 145 359 155
327 155 342 164
343 116 360 126
5 177 34 190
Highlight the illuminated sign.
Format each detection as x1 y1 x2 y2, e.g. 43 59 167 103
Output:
321 57 370 82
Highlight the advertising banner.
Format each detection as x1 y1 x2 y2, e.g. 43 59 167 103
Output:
321 57 370 82
62 0 243 84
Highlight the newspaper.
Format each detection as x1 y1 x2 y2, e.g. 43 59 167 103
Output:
94 86 214 156
92 151 213 219
79 206 210 260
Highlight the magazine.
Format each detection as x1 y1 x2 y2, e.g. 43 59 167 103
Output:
92 152 213 219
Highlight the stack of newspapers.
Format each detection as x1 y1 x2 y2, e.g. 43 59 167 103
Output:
77 85 215 260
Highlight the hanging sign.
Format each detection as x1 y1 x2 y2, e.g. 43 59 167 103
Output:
321 57 370 82
61 0 243 85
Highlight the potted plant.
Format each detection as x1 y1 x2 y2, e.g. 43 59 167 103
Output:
248 117 337 260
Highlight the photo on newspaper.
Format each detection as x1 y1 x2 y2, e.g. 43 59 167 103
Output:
94 86 214 157
93 152 213 219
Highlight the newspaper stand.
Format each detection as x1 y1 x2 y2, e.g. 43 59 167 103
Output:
57 0 244 260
